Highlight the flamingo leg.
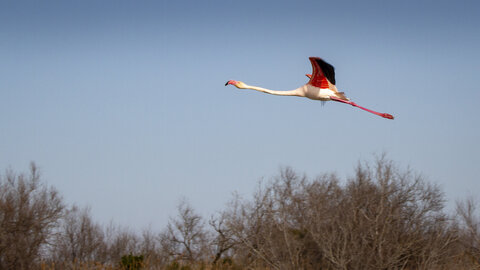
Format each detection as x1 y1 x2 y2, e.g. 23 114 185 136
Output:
330 96 394 119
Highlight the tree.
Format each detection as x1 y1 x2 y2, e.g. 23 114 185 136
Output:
221 158 460 269
222 169 312 269
50 205 106 265
0 163 64 269
104 224 140 265
456 198 480 267
209 211 237 266
160 200 210 266
306 158 458 269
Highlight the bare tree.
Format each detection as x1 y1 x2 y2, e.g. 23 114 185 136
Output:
456 198 480 268
222 159 461 269
49 205 106 266
208 213 236 265
160 200 210 266
221 170 312 270
0 163 64 269
307 158 458 269
49 212 159 269
103 224 140 265
138 227 166 267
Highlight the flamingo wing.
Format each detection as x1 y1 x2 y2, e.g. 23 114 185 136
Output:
307 57 336 89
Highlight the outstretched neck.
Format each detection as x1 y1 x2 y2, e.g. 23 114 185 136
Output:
243 84 303 97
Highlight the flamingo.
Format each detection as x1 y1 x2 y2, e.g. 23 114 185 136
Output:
225 57 394 119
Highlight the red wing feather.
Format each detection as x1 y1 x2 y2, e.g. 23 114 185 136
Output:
307 57 336 89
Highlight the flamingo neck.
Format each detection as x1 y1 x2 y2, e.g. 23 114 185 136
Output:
243 84 303 97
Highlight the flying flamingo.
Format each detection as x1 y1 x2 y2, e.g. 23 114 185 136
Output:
225 57 394 119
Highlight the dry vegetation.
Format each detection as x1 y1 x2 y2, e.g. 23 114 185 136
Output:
1 158 479 269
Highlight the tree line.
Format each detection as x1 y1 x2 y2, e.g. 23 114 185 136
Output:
0 158 479 269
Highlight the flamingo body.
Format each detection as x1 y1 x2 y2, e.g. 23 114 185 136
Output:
298 85 337 101
225 57 394 119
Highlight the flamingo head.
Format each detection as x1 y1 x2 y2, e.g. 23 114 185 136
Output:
225 80 247 89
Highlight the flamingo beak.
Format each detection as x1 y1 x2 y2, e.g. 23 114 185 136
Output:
225 80 237 86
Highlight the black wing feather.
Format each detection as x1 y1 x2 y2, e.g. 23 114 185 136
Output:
315 58 336 85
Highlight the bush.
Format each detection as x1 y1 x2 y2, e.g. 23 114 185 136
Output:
120 254 144 270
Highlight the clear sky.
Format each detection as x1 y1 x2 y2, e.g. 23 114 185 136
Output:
1 0 479 230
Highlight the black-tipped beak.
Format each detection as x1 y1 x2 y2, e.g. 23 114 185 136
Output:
225 81 229 86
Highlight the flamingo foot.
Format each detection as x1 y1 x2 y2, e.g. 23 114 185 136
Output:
382 113 394 120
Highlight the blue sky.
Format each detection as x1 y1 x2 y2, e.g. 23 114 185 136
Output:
1 0 479 230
